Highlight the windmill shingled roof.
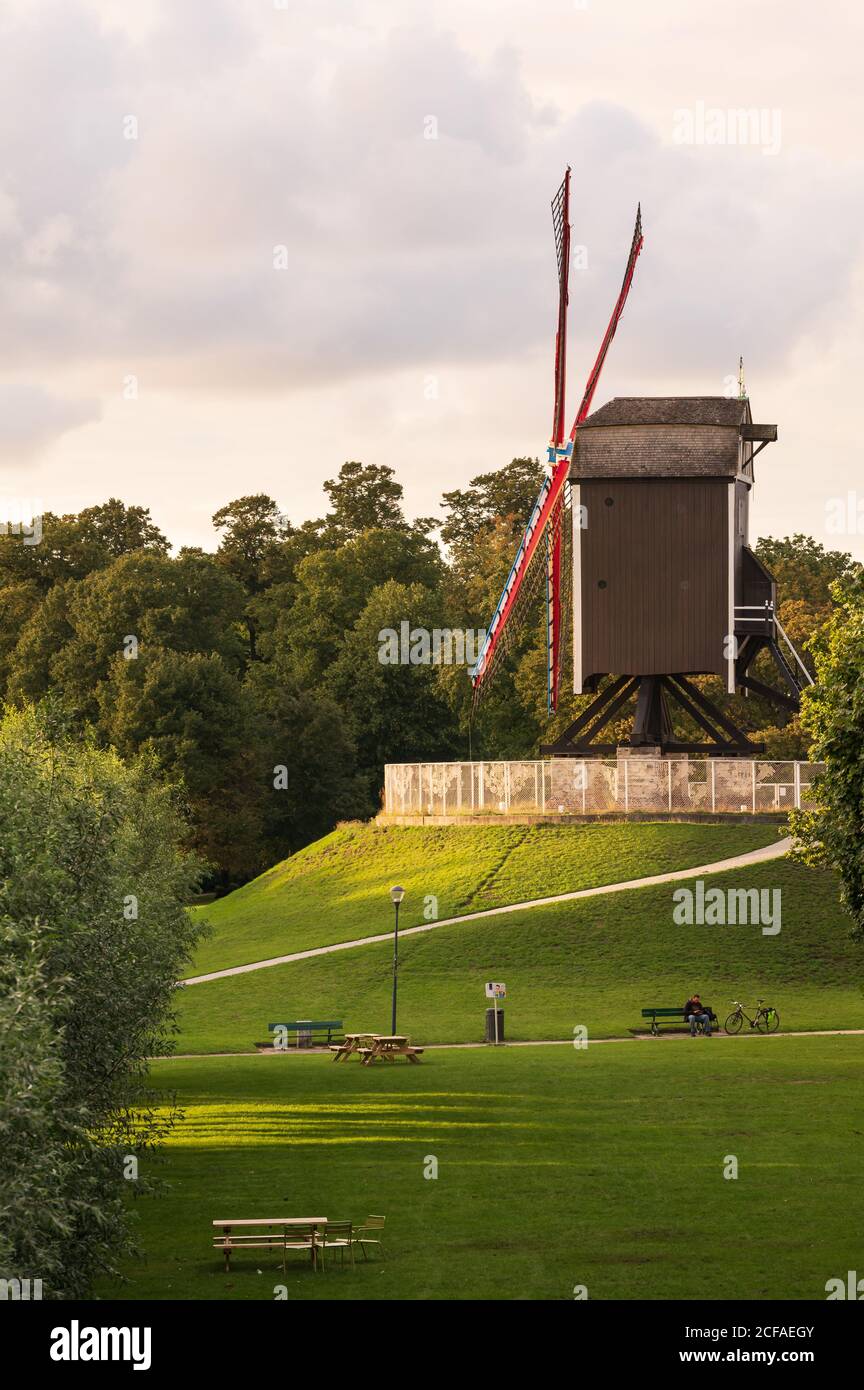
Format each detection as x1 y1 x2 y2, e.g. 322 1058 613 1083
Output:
579 397 749 428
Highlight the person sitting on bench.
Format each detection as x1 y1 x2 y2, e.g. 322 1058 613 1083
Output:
684 992 712 1037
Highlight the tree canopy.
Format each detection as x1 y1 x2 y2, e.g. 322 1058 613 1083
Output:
0 468 858 887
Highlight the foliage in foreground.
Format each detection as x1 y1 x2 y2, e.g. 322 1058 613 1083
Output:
0 704 206 1297
791 569 864 941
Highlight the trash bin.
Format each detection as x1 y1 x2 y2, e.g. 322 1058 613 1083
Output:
297 1024 313 1048
484 1007 504 1043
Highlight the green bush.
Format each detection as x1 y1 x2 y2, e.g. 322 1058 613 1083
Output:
0 703 207 1297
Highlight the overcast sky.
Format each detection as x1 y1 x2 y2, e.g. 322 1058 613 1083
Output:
1 0 862 557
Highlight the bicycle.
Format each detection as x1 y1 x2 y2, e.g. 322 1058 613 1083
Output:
724 998 780 1035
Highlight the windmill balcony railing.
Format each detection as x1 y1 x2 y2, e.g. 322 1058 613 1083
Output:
383 758 824 820
734 602 776 637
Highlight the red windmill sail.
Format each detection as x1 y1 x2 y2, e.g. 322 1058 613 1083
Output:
571 203 643 436
471 194 643 706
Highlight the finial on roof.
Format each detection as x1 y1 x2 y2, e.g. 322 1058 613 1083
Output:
738 355 746 400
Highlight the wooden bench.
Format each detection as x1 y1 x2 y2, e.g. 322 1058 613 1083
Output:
261 1020 343 1050
359 1039 425 1065
641 1006 716 1036
212 1218 327 1272
330 1032 376 1061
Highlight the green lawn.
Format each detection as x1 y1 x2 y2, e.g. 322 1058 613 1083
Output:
176 859 862 1053
103 1037 864 1301
187 821 781 975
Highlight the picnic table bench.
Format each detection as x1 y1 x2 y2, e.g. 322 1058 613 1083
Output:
330 1031 377 1061
330 1033 425 1064
260 1020 343 1050
212 1217 328 1272
641 1006 716 1036
358 1035 424 1065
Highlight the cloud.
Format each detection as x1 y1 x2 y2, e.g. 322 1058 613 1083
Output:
0 384 101 460
0 1 861 405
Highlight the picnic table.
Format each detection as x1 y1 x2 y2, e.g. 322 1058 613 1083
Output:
330 1033 425 1064
360 1035 424 1065
212 1217 328 1272
330 1031 376 1062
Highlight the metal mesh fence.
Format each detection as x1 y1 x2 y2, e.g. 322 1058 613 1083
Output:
383 758 824 818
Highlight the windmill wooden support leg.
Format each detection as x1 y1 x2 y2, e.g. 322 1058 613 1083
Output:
541 674 765 757
734 635 801 714
630 676 672 747
540 676 637 755
664 676 760 751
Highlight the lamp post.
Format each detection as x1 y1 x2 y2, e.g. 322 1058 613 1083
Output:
389 885 405 1034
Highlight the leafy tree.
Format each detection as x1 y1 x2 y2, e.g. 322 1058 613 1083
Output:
441 511 545 757
0 580 42 692
99 649 267 884
212 495 288 660
441 457 544 555
212 495 285 593
4 582 77 705
329 579 462 799
747 717 809 759
0 927 94 1298
269 528 443 685
0 703 204 1296
7 552 246 720
245 661 368 853
0 499 167 592
4 555 255 881
790 569 864 941
323 462 407 537
755 534 859 610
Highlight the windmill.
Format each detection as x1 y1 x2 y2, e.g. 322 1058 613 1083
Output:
470 170 644 713
471 172 811 755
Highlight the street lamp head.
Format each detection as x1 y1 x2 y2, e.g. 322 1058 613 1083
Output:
389 885 405 905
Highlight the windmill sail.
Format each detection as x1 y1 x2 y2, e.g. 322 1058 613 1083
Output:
550 168 571 448
544 201 644 709
545 170 571 712
570 204 643 435
471 196 644 707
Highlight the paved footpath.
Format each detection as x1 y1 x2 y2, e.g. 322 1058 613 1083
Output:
182 836 792 986
158 1028 864 1061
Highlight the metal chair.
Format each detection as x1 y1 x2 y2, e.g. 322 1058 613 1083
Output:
317 1221 355 1270
352 1215 386 1260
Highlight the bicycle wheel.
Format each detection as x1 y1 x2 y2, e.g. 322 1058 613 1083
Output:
756 1008 780 1034
724 1011 744 1035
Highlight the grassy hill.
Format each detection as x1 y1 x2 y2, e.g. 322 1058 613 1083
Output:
177 852 863 1053
188 820 781 975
